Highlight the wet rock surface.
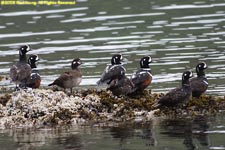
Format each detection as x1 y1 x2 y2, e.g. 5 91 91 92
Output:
0 88 224 129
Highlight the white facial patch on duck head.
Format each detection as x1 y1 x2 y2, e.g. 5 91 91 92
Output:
35 55 39 61
148 56 152 63
72 58 82 65
203 62 207 69
26 45 31 51
73 61 78 65
189 71 193 78
120 55 123 61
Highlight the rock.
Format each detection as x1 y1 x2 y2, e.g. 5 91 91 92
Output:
0 88 224 129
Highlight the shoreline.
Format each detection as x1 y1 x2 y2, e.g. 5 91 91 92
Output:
0 88 225 129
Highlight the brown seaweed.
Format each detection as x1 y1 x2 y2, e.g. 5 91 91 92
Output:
0 88 224 129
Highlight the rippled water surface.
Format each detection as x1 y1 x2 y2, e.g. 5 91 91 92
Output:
0 113 225 150
0 0 225 149
0 0 225 95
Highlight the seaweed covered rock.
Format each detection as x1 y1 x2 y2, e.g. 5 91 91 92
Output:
0 89 224 129
0 89 156 128
155 95 225 117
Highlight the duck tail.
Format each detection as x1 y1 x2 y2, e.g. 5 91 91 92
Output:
97 79 104 86
48 82 55 86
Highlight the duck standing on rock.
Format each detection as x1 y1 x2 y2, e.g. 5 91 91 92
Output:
26 54 41 89
153 71 193 108
48 58 82 94
130 56 153 94
190 62 208 98
10 45 31 90
97 54 126 85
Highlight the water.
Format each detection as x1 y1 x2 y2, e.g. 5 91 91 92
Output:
0 113 225 150
0 0 225 95
0 0 225 149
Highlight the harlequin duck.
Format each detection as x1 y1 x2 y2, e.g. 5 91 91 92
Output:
26 54 41 89
10 45 31 89
48 58 82 94
190 62 208 98
107 75 135 96
97 54 126 85
153 71 193 108
130 56 152 94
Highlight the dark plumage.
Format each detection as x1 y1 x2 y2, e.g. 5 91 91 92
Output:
190 62 208 98
154 71 193 108
97 54 126 85
26 54 41 89
48 58 82 94
10 45 31 89
107 75 135 96
130 56 153 93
